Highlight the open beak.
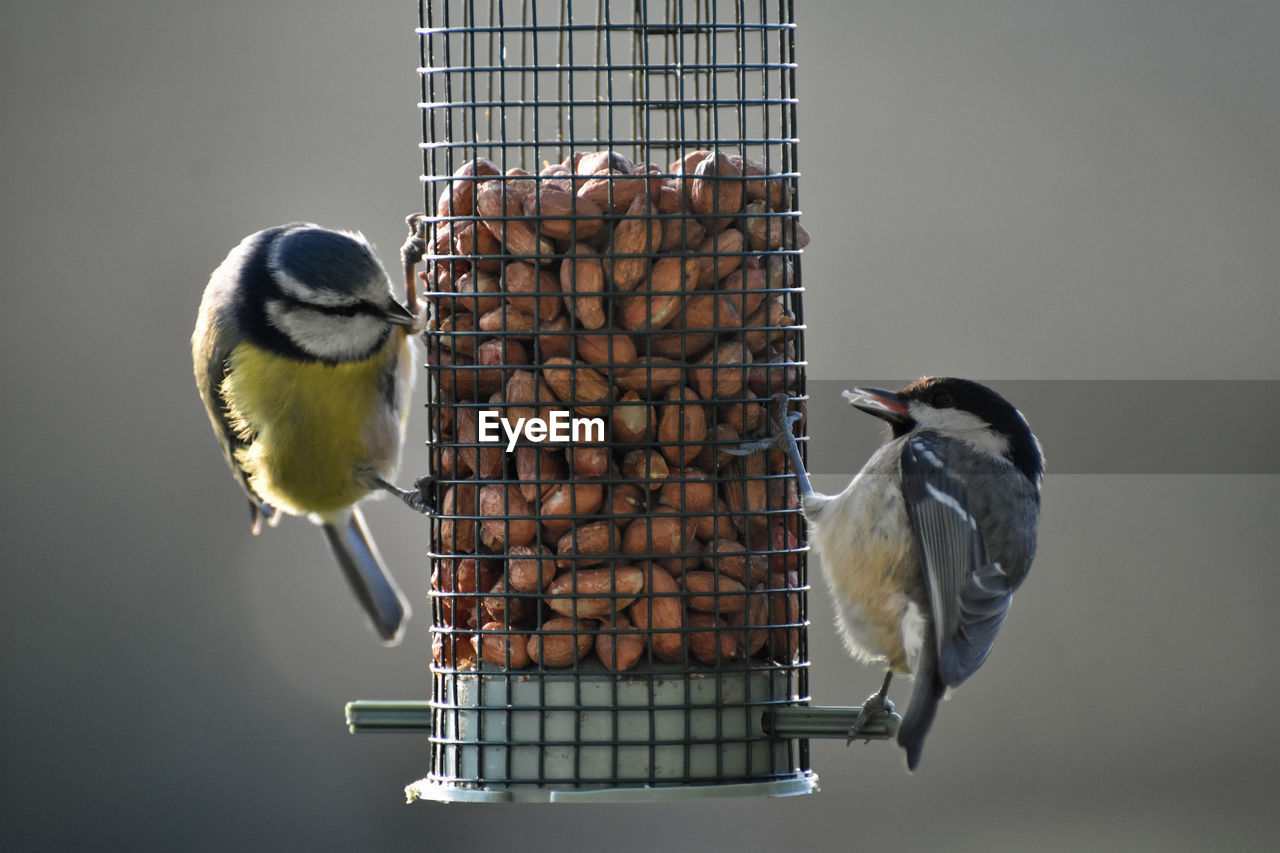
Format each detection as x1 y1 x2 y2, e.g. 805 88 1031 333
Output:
842 387 911 425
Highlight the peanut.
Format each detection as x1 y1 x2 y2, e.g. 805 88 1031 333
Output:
526 184 604 242
545 566 645 619
627 566 685 663
595 615 646 671
507 543 556 592
473 622 531 669
527 617 595 667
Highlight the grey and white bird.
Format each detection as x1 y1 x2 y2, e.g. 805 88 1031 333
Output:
744 378 1043 770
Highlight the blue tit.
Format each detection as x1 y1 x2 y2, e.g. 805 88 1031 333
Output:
737 378 1043 769
192 223 428 645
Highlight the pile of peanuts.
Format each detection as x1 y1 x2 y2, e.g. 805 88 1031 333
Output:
423 149 806 672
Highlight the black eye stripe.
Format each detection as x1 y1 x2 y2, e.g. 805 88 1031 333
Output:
288 296 380 318
316 301 366 317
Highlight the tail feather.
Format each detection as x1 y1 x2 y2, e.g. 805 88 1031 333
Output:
321 508 410 645
897 645 946 771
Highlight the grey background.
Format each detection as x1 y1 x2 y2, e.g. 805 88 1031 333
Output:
3 1 1277 850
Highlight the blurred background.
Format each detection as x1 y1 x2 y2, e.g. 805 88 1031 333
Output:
2 1 1277 850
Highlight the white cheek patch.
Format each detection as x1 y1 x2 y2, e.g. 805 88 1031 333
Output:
265 300 386 361
908 403 1011 458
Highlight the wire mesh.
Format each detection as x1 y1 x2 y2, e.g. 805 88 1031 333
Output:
414 0 810 800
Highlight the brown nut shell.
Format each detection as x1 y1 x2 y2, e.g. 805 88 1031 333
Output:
454 406 504 479
577 169 648 214
545 566 645 618
507 543 556 592
576 331 637 366
658 467 715 514
690 227 744 285
479 484 537 549
615 359 684 396
682 571 748 614
621 509 696 556
611 390 654 442
688 151 744 226
539 481 605 535
567 442 610 478
559 243 606 330
687 612 743 664
656 385 707 468
621 447 670 490
595 615 646 671
542 357 612 417
554 520 618 567
439 483 479 553
604 195 661 290
527 617 595 667
503 261 562 322
480 576 533 627
473 622 531 669
525 184 604 242
475 181 555 259
689 340 752 400
436 157 501 218
627 565 685 662
619 254 698 330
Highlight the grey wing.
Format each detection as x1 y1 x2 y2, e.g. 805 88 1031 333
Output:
900 435 1012 688
192 284 275 529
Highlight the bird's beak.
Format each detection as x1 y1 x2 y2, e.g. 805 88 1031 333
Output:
842 387 910 424
381 300 417 326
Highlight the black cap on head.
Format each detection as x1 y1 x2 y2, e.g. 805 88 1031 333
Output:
897 377 1043 486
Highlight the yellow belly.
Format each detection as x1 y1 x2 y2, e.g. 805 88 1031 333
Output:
223 332 412 517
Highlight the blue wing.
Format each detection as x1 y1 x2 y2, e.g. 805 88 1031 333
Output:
900 434 1013 688
321 507 411 646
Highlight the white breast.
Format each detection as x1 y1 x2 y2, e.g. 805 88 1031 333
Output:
805 442 921 667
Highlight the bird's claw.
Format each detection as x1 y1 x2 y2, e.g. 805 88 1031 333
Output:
376 475 435 515
400 213 429 268
725 393 801 457
847 671 896 745
724 434 783 456
405 474 436 515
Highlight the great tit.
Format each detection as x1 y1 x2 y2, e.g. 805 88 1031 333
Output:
192 223 428 645
745 378 1043 769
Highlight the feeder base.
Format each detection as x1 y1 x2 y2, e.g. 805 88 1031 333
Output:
406 772 819 803
419 665 812 802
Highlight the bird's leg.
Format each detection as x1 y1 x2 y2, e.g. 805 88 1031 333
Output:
847 670 896 744
375 475 434 515
728 392 814 501
248 499 281 535
400 213 429 317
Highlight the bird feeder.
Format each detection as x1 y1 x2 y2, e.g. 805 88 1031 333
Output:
346 0 895 803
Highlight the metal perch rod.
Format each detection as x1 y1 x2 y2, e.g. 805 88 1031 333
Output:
346 700 899 740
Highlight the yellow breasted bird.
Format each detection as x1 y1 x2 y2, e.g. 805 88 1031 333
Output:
193 223 427 645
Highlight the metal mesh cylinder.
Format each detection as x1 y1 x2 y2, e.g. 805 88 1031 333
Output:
413 0 811 802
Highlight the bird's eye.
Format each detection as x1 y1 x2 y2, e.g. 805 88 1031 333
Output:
931 390 954 408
